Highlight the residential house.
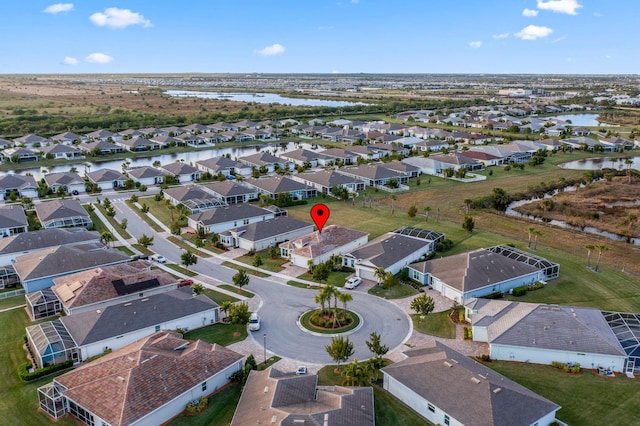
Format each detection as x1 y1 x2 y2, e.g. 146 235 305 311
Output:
408 246 559 303
208 122 237 132
382 341 560 426
2 147 41 162
118 129 143 139
342 226 444 281
183 123 210 134
126 166 168 186
163 185 226 214
37 331 243 426
465 298 629 373
160 126 185 136
231 366 374 426
562 137 610 152
85 129 119 142
13 242 130 292
159 161 201 183
86 168 128 190
318 147 359 165
43 172 85 194
0 205 28 237
377 160 421 178
13 134 51 148
336 164 408 187
117 137 164 152
239 152 290 173
49 261 177 316
34 199 91 230
150 135 180 147
26 286 221 367
0 138 13 150
278 148 321 168
187 204 278 234
196 157 252 177
428 153 484 172
414 139 450 152
78 140 125 155
290 170 365 195
0 174 38 200
460 151 504 167
220 216 314 251
280 225 369 268
51 131 84 145
200 180 259 204
39 144 84 160
243 176 317 200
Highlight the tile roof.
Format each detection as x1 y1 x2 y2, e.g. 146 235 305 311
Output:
232 367 374 426
382 341 559 426
60 287 219 346
410 249 539 292
55 330 242 426
280 225 369 259
51 261 175 309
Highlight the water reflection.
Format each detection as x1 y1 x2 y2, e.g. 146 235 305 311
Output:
164 90 368 107
559 156 640 171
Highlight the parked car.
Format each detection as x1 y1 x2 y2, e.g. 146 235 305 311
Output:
296 366 308 375
151 254 167 263
344 277 362 289
177 278 193 288
249 312 260 331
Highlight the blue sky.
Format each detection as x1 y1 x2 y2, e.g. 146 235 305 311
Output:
1 0 637 74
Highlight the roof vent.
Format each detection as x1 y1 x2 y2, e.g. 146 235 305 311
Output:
124 302 132 307
471 377 481 384
174 342 189 351
478 374 487 380
443 361 452 368
117 376 125 382
271 415 278 424
493 387 502 394
263 386 269 393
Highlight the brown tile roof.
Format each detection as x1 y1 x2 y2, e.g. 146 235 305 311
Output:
280 225 369 259
56 331 243 426
51 261 175 309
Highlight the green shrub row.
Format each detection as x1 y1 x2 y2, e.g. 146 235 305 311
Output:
463 327 473 340
85 348 112 363
512 281 546 297
18 360 74 382
551 361 581 373
185 397 208 413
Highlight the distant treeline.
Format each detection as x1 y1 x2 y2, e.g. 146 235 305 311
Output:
0 97 490 138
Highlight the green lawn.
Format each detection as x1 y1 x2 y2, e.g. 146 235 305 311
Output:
167 383 243 426
484 361 640 426
0 308 77 425
368 283 418 299
167 236 211 258
232 249 288 273
0 295 26 311
164 264 198 277
411 311 456 339
218 284 254 298
83 205 109 234
296 269 353 287
125 199 165 232
183 323 247 346
202 288 241 305
114 245 135 256
93 203 132 239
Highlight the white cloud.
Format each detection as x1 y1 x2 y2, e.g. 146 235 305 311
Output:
492 32 509 39
44 3 73 14
515 25 553 40
522 8 539 17
469 41 482 48
89 8 152 29
594 12 602 17
537 0 582 15
351 0 359 3
605 55 611 59
63 56 78 65
255 44 285 56
85 53 113 64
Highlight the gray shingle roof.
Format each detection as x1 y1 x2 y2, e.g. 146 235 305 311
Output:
294 170 361 188
346 233 431 269
382 341 559 426
201 180 257 197
43 171 84 186
126 166 168 179
0 205 28 229
222 217 313 242
160 162 198 175
34 199 89 223
337 164 404 181
163 185 216 203
86 168 128 183
410 249 539 292
189 204 274 226
0 174 37 191
0 228 99 254
60 287 219 346
244 176 315 194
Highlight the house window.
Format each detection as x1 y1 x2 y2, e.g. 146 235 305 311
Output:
155 325 160 332
428 403 435 413
444 415 450 425
202 381 207 392
243 219 249 225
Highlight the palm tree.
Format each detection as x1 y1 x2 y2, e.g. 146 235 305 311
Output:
594 244 608 272
315 290 328 316
374 267 387 285
390 195 397 217
341 358 373 386
423 206 431 222
532 229 542 250
585 244 595 268
337 292 353 318
527 227 536 248
625 157 634 184
100 231 114 247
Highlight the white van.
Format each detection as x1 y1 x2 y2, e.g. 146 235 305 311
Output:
249 313 261 331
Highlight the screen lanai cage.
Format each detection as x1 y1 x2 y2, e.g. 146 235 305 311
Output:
26 320 78 369
602 311 640 375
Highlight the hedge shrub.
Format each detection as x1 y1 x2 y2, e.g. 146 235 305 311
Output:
18 360 73 382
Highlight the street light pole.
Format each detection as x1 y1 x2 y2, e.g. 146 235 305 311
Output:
263 333 267 367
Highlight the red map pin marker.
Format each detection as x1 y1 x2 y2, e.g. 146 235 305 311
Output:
310 203 330 233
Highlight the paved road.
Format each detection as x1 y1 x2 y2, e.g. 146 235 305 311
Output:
108 199 412 364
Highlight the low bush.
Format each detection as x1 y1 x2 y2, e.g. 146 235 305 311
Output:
484 291 504 300
511 286 528 297
185 397 208 414
18 360 73 382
